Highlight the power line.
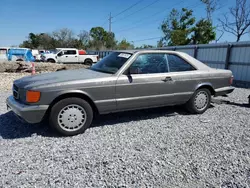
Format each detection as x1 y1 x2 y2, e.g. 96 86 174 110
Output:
115 1 204 33
112 0 161 23
113 0 144 18
123 3 206 44
131 37 161 42
115 0 186 33
101 20 108 27
100 0 144 30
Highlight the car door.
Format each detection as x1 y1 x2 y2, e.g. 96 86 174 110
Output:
115 53 177 111
163 53 198 103
62 50 78 63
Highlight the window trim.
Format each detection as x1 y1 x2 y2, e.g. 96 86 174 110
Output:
166 53 196 72
63 50 77 55
128 53 170 75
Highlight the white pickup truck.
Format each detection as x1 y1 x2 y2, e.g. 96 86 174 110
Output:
41 48 99 65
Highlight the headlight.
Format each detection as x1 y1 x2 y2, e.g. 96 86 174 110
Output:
26 90 41 103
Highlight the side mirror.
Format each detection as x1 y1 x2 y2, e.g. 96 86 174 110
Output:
57 52 63 57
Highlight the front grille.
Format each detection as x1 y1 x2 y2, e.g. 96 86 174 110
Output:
13 84 18 91
13 84 19 100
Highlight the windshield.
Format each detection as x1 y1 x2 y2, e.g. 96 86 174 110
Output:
90 52 132 74
53 49 60 54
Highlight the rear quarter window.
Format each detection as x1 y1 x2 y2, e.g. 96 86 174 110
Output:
167 54 196 72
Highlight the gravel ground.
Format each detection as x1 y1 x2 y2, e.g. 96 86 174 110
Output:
0 74 249 187
0 73 30 91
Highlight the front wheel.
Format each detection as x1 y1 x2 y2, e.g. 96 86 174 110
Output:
185 88 211 114
49 97 93 136
47 59 56 63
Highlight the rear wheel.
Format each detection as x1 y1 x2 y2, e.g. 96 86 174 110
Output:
49 97 93 136
84 59 93 66
186 88 211 114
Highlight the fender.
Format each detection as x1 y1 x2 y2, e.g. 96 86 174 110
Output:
54 89 95 102
195 82 214 91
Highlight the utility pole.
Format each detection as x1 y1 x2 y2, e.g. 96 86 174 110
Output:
108 12 112 33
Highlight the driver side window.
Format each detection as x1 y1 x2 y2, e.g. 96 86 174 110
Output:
130 53 168 74
57 51 63 56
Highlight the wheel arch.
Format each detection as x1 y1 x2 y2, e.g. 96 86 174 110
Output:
47 91 99 117
47 58 56 63
84 58 93 62
195 83 215 95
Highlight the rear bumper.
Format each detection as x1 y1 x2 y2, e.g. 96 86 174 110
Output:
6 96 49 124
214 86 235 97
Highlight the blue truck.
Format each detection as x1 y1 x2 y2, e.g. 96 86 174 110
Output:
0 47 35 62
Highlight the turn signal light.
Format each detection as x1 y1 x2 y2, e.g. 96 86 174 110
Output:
26 90 41 103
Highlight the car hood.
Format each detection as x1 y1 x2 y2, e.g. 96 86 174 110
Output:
43 53 56 58
14 68 111 89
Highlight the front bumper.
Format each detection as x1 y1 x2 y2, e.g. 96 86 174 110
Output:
214 86 235 97
6 96 49 124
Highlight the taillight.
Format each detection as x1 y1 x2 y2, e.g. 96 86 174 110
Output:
230 76 234 85
97 55 99 61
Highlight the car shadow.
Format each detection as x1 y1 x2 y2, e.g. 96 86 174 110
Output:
91 105 198 128
0 111 58 139
212 98 250 108
0 105 192 139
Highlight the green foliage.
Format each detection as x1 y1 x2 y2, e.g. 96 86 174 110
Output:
191 19 216 44
88 27 117 50
104 32 117 50
20 29 91 50
157 39 165 47
161 8 216 46
116 39 134 50
136 44 155 49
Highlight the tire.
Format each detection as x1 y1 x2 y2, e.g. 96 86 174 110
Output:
185 88 211 114
84 59 93 66
47 59 55 63
49 97 93 136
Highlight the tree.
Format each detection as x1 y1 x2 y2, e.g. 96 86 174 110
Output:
218 0 250 42
161 8 195 46
117 39 134 50
191 19 216 44
104 32 117 49
52 28 75 47
89 27 106 41
89 27 107 50
200 0 218 22
20 33 40 48
136 44 154 49
78 30 90 49
161 8 216 45
157 39 165 47
38 33 58 49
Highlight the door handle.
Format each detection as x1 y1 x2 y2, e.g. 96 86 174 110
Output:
161 77 172 82
75 56 77 57
65 56 68 57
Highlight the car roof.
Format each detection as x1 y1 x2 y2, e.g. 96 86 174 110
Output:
56 48 77 50
112 49 184 54
112 49 211 70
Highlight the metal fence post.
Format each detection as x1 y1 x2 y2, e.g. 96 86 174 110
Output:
225 44 232 69
194 45 198 58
